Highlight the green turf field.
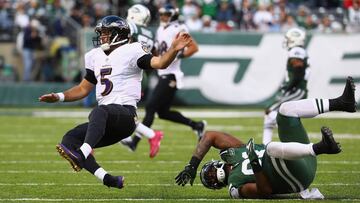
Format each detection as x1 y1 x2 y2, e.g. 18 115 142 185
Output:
0 109 359 202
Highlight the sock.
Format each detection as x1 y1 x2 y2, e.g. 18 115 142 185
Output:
135 123 155 139
263 111 277 145
132 133 142 146
80 143 92 159
94 167 107 182
266 142 315 160
279 99 329 118
262 128 273 145
189 120 198 129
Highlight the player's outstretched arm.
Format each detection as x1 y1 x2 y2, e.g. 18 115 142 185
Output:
175 131 244 186
39 79 94 103
150 32 192 69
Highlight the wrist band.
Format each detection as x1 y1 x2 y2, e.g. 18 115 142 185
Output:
56 92 65 102
189 156 201 169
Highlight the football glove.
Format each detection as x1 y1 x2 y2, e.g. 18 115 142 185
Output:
175 164 196 186
246 138 262 173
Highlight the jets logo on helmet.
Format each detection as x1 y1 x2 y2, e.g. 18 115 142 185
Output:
127 4 151 27
93 15 130 51
283 28 306 49
200 160 228 190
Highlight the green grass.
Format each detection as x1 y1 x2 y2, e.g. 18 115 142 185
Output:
0 109 359 202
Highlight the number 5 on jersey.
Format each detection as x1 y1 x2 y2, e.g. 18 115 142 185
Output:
100 68 113 96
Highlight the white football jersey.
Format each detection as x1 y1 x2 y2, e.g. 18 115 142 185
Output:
84 42 148 107
156 21 188 88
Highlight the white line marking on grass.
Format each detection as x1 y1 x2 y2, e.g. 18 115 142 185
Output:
308 133 360 140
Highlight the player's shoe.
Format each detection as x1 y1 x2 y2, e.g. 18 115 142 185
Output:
119 137 136 152
332 76 357 112
193 120 207 140
319 126 342 154
149 130 164 158
103 175 124 189
56 144 84 172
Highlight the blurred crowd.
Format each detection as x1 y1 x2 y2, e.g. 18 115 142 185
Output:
0 0 360 82
175 0 360 33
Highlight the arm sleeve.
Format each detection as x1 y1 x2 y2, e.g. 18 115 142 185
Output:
137 54 153 70
84 69 97 85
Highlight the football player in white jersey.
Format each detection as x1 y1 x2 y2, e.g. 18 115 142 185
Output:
39 15 192 189
262 28 310 145
125 4 207 153
119 4 165 158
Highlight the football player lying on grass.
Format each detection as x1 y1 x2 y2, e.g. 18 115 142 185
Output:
175 76 356 199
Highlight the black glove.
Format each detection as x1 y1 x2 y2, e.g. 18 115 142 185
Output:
246 138 262 173
175 164 197 186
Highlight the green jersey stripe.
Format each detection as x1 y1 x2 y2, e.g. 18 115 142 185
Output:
270 157 297 192
279 159 305 191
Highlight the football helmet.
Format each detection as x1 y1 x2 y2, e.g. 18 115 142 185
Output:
158 4 178 26
283 28 306 49
200 160 227 190
93 15 130 51
127 4 151 26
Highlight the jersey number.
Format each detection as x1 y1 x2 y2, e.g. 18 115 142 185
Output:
159 41 168 55
100 68 113 96
241 150 265 175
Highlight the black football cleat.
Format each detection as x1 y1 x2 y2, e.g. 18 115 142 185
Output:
120 139 136 152
193 120 207 140
333 76 357 112
319 126 342 154
56 144 84 172
104 175 124 189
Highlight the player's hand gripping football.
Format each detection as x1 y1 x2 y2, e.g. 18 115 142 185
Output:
175 164 196 186
171 32 192 52
38 93 60 103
